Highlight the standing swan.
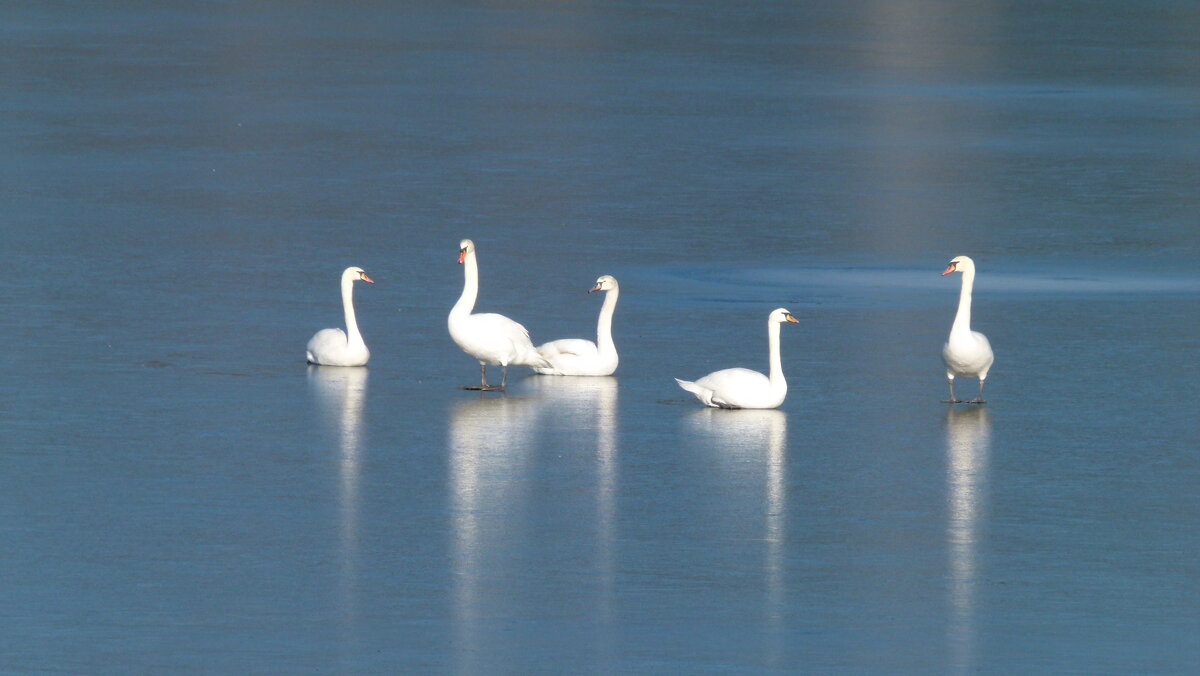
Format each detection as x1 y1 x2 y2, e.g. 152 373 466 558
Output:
306 266 373 366
533 275 620 376
675 308 799 409
941 255 994 404
449 239 552 390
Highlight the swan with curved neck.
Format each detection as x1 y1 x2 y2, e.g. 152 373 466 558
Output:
675 308 799 409
533 275 620 376
941 255 994 404
306 266 373 366
449 239 551 390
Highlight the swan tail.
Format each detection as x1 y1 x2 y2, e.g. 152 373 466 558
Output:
675 378 712 405
516 349 554 371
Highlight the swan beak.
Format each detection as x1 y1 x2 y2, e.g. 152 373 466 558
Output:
360 273 374 284
588 283 602 293
458 249 467 264
941 263 957 276
785 314 799 323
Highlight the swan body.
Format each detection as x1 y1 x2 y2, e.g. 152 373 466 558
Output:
941 255 994 403
675 308 799 409
534 275 620 376
306 266 373 366
448 239 551 390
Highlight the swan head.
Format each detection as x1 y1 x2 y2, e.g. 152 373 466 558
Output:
770 308 799 324
458 239 475 264
344 266 374 284
942 255 975 276
589 275 618 293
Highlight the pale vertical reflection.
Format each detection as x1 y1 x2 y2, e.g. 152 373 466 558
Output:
526 376 619 669
307 365 368 670
686 408 788 668
448 395 540 676
944 406 991 675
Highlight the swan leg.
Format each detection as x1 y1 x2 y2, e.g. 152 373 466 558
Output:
968 379 987 404
942 377 962 404
500 365 508 390
464 363 503 391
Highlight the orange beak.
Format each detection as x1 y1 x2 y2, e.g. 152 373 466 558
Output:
360 273 374 284
785 314 799 323
458 249 467 264
941 263 957 276
589 283 602 293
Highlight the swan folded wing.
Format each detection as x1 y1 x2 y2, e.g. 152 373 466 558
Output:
696 367 769 392
454 313 549 368
696 368 773 408
469 312 531 339
307 327 347 355
538 338 598 360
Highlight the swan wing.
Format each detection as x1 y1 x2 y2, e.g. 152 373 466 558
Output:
307 328 347 362
468 312 530 339
452 312 550 368
696 368 773 409
539 338 599 359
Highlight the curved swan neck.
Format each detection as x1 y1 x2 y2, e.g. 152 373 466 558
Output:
341 273 363 346
767 319 784 385
451 251 479 319
595 285 619 357
951 267 975 337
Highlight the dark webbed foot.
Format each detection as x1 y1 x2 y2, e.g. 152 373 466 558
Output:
462 384 505 391
967 398 986 404
942 398 964 404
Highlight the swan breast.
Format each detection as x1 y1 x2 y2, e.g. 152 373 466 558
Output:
942 331 994 377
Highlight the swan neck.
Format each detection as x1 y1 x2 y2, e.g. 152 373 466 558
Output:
451 252 479 319
595 286 619 357
341 275 363 346
951 268 975 336
767 319 784 385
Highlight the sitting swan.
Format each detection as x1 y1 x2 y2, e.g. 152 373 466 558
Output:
306 266 373 366
675 308 799 409
941 255 994 403
448 239 551 390
533 275 620 376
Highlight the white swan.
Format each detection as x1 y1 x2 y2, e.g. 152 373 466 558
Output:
675 308 799 409
533 275 620 376
306 266 373 366
941 255 994 403
448 239 551 390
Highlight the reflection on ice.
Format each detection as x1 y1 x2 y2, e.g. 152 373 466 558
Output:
685 408 787 666
306 365 368 667
447 393 543 676
528 376 620 664
528 377 619 555
944 406 991 675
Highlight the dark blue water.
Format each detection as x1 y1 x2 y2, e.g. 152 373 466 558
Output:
2 2 1197 673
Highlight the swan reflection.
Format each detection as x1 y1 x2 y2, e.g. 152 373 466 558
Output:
307 365 368 665
686 408 787 666
448 393 542 676
526 376 619 664
944 406 991 675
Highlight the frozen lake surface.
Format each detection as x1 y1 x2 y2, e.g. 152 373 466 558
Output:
2 2 1197 673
